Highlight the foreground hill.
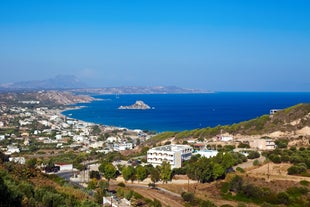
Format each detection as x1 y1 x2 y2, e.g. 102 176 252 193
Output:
0 155 98 207
147 103 310 145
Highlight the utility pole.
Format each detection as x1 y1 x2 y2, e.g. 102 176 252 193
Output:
267 159 270 181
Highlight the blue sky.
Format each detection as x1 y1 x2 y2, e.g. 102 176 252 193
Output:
0 0 309 91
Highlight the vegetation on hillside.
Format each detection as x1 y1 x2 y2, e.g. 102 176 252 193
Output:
147 103 310 144
264 146 310 176
221 175 310 206
0 153 99 207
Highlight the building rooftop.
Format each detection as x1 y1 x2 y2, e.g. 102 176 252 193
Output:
151 144 191 152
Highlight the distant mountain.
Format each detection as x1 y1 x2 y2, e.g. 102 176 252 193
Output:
0 75 210 94
70 86 211 94
0 75 88 90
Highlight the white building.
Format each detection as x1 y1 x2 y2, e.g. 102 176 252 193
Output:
0 135 5 141
220 136 233 142
107 136 121 143
73 135 85 142
113 143 133 151
9 157 26 164
55 163 73 171
250 138 276 150
147 145 193 168
6 145 20 154
194 150 218 158
103 196 131 207
89 141 104 149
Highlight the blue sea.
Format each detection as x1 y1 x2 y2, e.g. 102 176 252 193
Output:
62 92 310 132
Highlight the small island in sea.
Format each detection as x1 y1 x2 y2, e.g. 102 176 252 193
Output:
118 100 152 110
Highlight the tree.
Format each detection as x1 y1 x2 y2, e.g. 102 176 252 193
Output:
136 165 147 182
122 166 135 183
91 125 101 135
26 158 37 168
160 161 172 184
221 152 235 169
99 163 117 185
87 179 97 190
187 157 212 183
212 163 225 180
89 170 101 180
275 139 288 148
247 151 260 159
150 167 160 185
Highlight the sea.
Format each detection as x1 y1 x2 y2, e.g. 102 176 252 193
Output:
62 92 310 132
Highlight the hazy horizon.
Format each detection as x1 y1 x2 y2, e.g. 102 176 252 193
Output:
0 0 309 92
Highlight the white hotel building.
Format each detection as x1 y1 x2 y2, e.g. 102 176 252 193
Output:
147 145 193 168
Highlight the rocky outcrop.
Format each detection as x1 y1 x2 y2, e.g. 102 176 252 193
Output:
0 91 95 106
118 101 151 110
36 91 95 105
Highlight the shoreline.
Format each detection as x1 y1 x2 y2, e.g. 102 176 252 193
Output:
58 92 310 133
59 104 144 133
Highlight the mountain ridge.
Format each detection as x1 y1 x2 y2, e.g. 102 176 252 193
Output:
0 75 88 89
0 76 210 94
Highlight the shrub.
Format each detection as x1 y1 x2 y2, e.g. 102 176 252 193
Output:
164 141 171 145
269 154 281 163
276 192 289 205
117 182 125 187
300 180 309 186
253 160 260 166
181 192 195 202
275 139 288 148
247 151 260 159
151 199 162 207
236 167 245 173
238 143 250 148
287 163 307 175
286 186 309 196
89 170 101 180
229 175 243 192
199 200 217 207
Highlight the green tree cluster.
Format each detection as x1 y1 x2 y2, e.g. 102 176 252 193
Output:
186 152 245 183
265 147 310 175
0 164 100 207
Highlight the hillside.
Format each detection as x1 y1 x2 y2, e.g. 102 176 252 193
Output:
146 103 310 145
0 75 88 90
0 90 95 106
70 85 210 94
0 154 99 207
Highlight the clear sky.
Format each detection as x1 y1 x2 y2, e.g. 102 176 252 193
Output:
0 0 309 91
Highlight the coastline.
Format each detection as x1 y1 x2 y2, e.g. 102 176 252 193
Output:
59 92 310 133
59 103 139 132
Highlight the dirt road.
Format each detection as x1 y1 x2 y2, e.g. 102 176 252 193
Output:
128 184 185 207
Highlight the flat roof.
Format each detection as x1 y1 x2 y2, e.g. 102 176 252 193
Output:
150 144 192 152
